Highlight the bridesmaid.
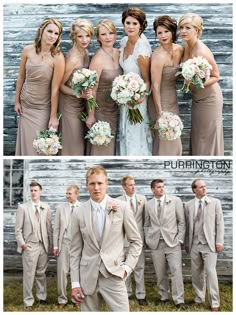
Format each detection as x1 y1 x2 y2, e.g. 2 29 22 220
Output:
151 15 183 156
14 18 65 156
86 19 122 156
178 13 224 156
59 18 94 155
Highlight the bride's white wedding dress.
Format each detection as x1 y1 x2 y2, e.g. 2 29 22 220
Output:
119 34 153 156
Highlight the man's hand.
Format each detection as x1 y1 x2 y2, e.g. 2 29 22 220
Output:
72 287 85 304
21 244 32 250
216 244 224 252
53 249 59 256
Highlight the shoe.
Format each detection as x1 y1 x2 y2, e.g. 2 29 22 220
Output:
176 303 186 309
159 299 169 304
211 307 220 312
138 298 148 306
58 303 67 309
128 295 134 300
193 301 204 306
25 306 32 310
38 300 47 305
72 303 80 309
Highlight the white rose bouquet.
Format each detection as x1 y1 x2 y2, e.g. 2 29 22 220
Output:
153 111 184 141
33 113 62 155
111 72 149 124
176 56 212 93
85 121 114 146
71 68 98 111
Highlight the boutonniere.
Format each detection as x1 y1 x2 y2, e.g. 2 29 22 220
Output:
166 199 171 204
138 199 142 205
107 202 119 215
40 206 44 210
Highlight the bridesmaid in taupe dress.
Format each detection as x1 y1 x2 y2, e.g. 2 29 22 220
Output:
86 19 122 156
59 19 94 155
14 18 65 155
178 13 224 156
150 16 183 155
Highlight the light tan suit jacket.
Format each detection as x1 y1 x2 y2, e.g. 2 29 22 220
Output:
144 194 185 249
15 201 53 254
70 195 142 295
53 202 78 252
117 194 146 246
184 196 224 252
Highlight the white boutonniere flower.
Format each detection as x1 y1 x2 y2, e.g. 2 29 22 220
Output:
107 202 119 215
40 206 44 210
138 199 142 205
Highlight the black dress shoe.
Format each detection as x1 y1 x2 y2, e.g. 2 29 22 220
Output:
176 303 186 309
38 299 47 305
25 306 32 310
138 298 148 306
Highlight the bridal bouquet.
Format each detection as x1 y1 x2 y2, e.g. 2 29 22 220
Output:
85 121 114 146
176 56 212 93
33 127 62 155
154 111 184 141
111 72 148 124
71 68 98 111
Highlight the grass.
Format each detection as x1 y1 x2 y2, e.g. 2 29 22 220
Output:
4 275 232 312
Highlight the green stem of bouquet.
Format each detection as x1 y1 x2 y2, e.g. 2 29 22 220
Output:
87 97 98 111
128 108 144 125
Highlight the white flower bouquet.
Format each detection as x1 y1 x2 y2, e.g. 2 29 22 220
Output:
85 121 114 146
111 72 148 124
154 111 184 141
71 68 98 111
33 127 62 155
176 56 212 93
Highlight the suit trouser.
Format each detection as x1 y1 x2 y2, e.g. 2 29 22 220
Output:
125 247 146 299
151 240 184 304
22 242 48 306
191 243 220 307
81 273 129 311
57 242 70 304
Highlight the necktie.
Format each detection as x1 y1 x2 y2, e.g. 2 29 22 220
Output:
35 205 40 221
96 206 105 238
197 200 202 221
71 205 75 214
130 198 135 212
157 199 161 219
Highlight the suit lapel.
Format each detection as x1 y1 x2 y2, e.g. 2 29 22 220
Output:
101 197 113 245
28 201 36 230
83 200 100 250
189 199 195 230
64 203 70 229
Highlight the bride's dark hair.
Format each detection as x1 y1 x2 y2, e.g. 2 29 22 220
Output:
122 7 147 35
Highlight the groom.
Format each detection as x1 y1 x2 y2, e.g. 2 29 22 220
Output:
70 166 142 311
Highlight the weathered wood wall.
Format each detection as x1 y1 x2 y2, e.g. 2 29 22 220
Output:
3 3 233 155
4 158 233 282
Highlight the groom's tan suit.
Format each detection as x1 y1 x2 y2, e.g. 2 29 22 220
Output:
70 195 142 311
117 193 147 299
184 196 224 308
15 201 53 306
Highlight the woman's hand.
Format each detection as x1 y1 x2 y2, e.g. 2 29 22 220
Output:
76 89 93 99
48 116 59 131
86 113 96 129
14 101 23 115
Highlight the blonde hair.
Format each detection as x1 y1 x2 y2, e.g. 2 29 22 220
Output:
178 13 203 38
121 176 134 186
34 18 63 56
96 19 116 46
86 166 107 183
70 18 94 44
67 184 80 194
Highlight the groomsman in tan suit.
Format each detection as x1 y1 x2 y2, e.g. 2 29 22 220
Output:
117 176 147 305
144 179 186 308
15 181 53 309
70 166 142 311
53 184 80 308
184 179 224 312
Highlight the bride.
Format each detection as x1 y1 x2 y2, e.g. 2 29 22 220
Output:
119 7 152 156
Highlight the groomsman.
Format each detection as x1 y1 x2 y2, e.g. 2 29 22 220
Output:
117 176 147 305
70 166 142 311
184 179 224 312
53 185 80 308
144 179 186 308
15 181 53 308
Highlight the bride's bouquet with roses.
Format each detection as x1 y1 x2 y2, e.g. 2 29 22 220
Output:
111 72 149 124
176 56 212 93
85 120 114 146
33 113 62 155
152 111 183 141
71 68 98 111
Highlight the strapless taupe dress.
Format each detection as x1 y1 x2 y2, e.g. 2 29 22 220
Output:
150 66 182 156
90 68 122 156
15 60 52 155
190 83 224 155
59 64 88 156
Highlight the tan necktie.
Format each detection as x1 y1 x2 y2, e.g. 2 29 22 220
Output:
197 200 202 221
157 199 161 219
35 205 40 221
71 205 75 214
130 198 135 212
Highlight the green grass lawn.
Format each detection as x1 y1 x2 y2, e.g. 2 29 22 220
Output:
4 275 232 312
